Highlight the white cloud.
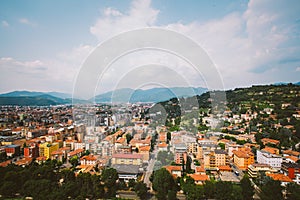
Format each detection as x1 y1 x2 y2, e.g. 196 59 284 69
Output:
90 0 159 41
19 18 37 27
0 57 45 71
1 20 9 27
2 0 299 94
88 0 300 90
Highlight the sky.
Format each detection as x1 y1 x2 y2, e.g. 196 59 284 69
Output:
0 0 300 96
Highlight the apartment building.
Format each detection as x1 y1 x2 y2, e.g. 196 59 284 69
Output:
204 149 227 170
39 142 59 159
257 150 283 169
111 153 143 166
233 149 254 170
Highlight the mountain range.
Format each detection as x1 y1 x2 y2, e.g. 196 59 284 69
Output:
93 87 207 103
0 87 208 106
0 81 299 106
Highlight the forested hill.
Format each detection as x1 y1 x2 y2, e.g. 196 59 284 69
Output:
152 84 300 122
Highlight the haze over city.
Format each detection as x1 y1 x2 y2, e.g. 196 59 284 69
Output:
1 0 300 95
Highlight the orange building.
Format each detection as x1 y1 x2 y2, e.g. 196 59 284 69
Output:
233 149 254 170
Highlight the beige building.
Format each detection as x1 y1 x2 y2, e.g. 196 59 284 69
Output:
138 145 150 162
248 163 278 178
204 149 227 170
111 153 143 166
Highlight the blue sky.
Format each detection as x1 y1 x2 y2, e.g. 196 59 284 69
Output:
0 0 300 95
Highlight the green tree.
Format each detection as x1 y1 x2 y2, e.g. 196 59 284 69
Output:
70 155 79 167
152 168 177 200
215 181 233 200
286 182 300 200
101 168 118 198
126 133 133 144
241 175 254 200
167 132 171 141
232 184 243 200
186 156 192 173
134 181 148 199
0 181 15 197
218 143 225 149
181 176 195 194
203 180 215 199
259 178 283 200
187 185 204 200
22 179 53 200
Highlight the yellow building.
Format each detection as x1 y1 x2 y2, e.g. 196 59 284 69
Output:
138 146 151 162
187 142 198 154
39 142 59 159
111 153 143 165
204 149 227 170
233 149 254 170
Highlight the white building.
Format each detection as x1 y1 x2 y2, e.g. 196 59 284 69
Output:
257 150 283 168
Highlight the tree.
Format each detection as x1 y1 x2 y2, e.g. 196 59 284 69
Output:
286 182 300 200
128 179 136 189
134 182 148 199
0 181 15 197
218 143 225 149
259 178 283 200
215 181 233 200
126 133 133 144
151 168 177 200
232 184 243 200
22 179 53 199
187 185 204 200
167 132 171 142
241 175 254 200
70 155 79 167
84 149 90 156
203 180 215 199
101 168 118 198
181 176 195 194
186 156 192 173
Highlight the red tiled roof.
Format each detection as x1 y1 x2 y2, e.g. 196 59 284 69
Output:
218 165 232 171
51 150 64 155
157 142 168 148
262 147 279 154
36 156 47 161
188 174 209 182
15 157 33 166
283 150 300 157
68 148 84 157
80 155 97 161
233 150 253 158
267 173 292 182
139 146 151 151
195 166 205 173
0 160 11 167
285 155 299 162
164 165 182 173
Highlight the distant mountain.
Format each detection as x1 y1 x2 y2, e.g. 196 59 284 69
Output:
0 91 45 97
46 92 72 99
0 95 69 106
273 81 300 86
0 91 89 106
93 87 208 103
0 90 72 99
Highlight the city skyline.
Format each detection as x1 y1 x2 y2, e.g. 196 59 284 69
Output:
0 0 300 94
